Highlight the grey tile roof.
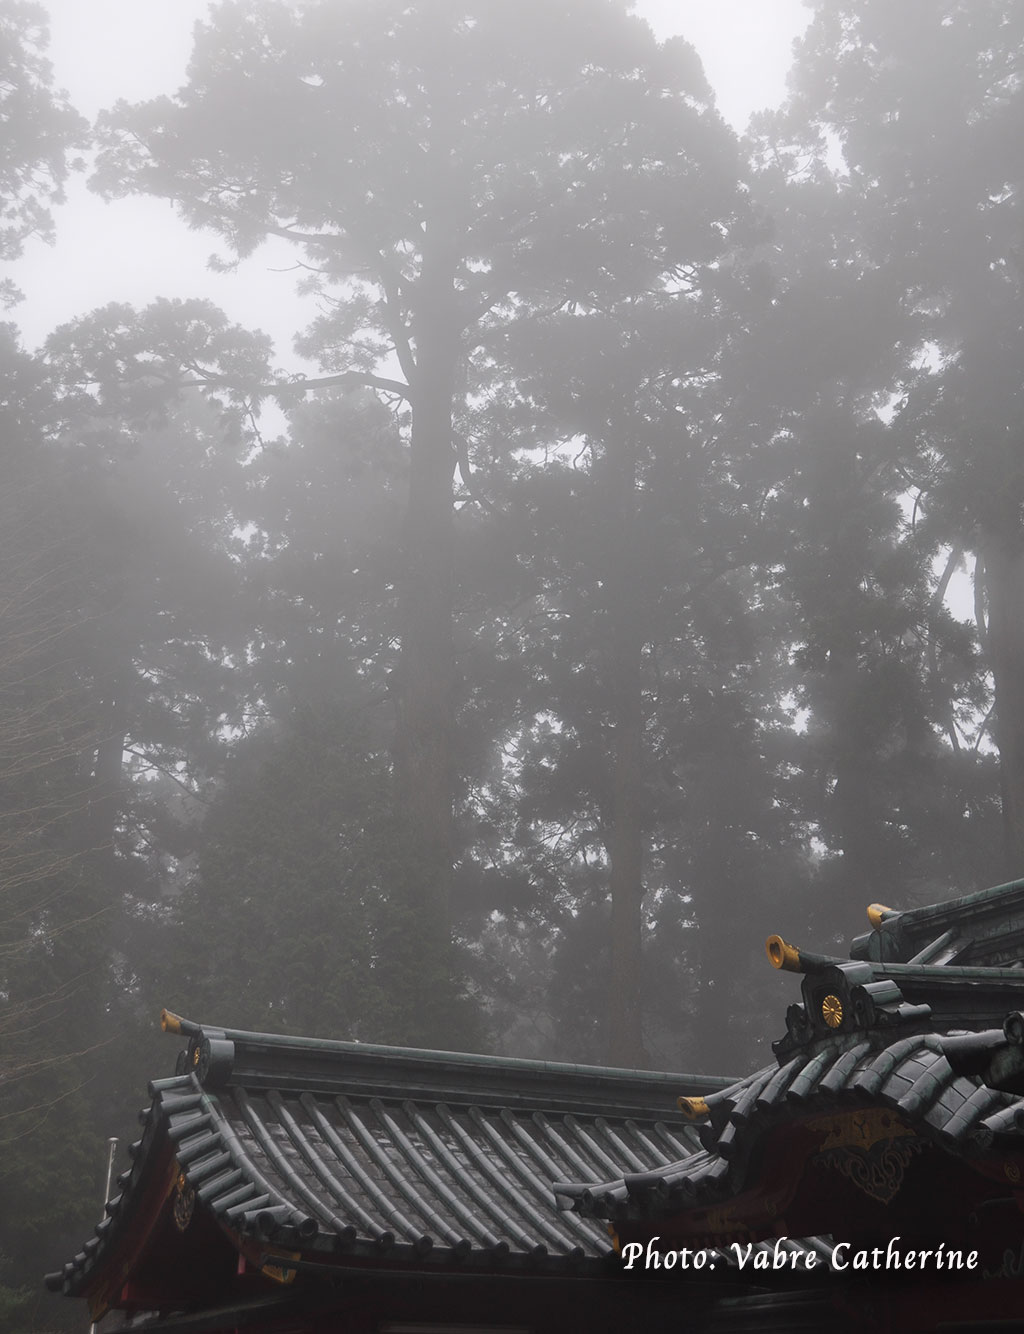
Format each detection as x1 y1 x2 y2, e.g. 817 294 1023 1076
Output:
561 881 1024 1232
561 1030 1021 1223
49 1017 731 1300
58 881 1024 1314
850 874 1024 969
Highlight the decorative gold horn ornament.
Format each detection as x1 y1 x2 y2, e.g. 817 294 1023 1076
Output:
766 935 801 972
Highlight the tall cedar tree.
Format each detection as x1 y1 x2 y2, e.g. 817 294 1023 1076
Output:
0 6 93 1327
91 0 748 983
0 337 109 1334
476 281 800 1067
778 0 1024 875
726 127 1002 939
0 0 84 273
167 705 451 1045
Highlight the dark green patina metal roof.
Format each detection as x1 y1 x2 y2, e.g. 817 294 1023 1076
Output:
48 879 1024 1332
560 1032 1018 1222
562 879 1024 1231
850 874 1024 968
49 1016 739 1305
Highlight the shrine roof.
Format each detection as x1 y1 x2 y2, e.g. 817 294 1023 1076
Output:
47 1015 736 1311
51 879 1024 1327
559 1030 1019 1223
561 880 1024 1234
849 874 1024 968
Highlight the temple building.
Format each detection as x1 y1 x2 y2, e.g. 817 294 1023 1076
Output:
49 878 1024 1331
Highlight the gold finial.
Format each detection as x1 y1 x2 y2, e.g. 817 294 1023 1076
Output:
867 903 892 930
161 1009 184 1034
765 935 801 972
677 1095 711 1121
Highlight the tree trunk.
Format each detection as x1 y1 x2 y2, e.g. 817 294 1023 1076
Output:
601 437 648 1068
391 226 460 944
689 822 740 1074
73 674 127 878
979 531 1024 875
605 635 646 1067
832 656 881 892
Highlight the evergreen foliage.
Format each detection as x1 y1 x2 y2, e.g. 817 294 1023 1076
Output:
0 0 1018 1321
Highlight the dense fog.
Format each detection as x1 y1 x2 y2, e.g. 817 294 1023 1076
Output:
2 2 1021 1325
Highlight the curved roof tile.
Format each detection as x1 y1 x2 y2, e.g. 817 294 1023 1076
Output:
49 1020 735 1303
566 1032 1023 1225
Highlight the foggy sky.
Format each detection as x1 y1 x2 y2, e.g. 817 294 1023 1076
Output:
12 1 808 353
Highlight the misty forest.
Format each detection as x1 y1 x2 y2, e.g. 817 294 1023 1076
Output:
3 0 1024 1324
